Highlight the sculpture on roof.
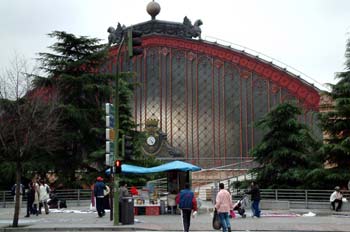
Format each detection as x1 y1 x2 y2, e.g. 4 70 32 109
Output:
107 22 126 46
183 16 203 39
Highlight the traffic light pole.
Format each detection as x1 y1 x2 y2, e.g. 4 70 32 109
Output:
113 36 125 226
111 28 142 225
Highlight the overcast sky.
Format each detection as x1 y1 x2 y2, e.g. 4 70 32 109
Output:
1 0 349 90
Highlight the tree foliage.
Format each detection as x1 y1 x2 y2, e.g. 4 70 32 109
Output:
318 37 350 188
34 31 161 187
0 55 62 227
33 31 111 187
250 102 320 189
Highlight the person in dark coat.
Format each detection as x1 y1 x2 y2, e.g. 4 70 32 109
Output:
175 183 197 232
94 176 107 217
25 182 35 217
245 181 261 218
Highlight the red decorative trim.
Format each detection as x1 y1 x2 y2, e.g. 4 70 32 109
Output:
287 80 300 93
170 49 173 145
211 57 215 162
144 49 148 126
223 65 227 165
251 73 254 150
217 62 221 161
271 72 281 82
279 75 291 87
159 48 162 130
196 54 200 163
241 70 250 79
185 52 189 159
166 48 172 136
142 35 320 110
245 74 249 158
239 74 243 160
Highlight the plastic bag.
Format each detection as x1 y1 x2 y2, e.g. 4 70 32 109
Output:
212 209 222 230
230 209 236 218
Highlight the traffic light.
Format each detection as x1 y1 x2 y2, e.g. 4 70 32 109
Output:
105 103 115 166
115 160 122 173
124 135 134 160
127 29 143 57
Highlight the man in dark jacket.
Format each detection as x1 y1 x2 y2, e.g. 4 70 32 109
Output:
176 183 197 232
94 176 107 217
245 181 261 218
25 182 35 217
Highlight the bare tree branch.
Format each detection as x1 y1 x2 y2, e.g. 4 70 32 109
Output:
0 54 62 227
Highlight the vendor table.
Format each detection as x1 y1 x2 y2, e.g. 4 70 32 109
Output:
134 204 160 215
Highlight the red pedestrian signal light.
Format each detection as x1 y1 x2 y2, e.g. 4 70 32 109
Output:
115 160 122 173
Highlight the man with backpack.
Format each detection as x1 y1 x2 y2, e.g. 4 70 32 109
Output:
176 183 197 232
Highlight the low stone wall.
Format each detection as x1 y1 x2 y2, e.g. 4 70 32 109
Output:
192 169 248 181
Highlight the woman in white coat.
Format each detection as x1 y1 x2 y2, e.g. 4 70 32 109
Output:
39 179 50 214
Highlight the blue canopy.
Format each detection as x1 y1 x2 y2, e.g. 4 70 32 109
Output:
148 160 201 172
105 160 201 175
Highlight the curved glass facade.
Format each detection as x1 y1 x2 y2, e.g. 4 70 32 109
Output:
104 35 321 168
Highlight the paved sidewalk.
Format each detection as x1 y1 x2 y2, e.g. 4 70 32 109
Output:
1 205 350 232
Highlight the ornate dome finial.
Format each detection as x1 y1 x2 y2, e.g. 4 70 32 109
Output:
146 0 161 20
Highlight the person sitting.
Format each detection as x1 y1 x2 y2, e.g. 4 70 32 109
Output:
330 186 343 211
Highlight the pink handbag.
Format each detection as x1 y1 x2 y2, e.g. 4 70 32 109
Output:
230 210 236 218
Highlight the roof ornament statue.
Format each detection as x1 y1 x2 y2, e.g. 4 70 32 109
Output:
107 22 126 46
183 16 203 40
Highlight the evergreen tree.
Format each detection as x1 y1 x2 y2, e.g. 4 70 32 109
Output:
318 37 350 188
34 31 160 187
250 102 319 189
34 31 112 187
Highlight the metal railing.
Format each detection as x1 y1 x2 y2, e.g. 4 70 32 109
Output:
0 189 92 208
258 189 350 202
1 188 349 209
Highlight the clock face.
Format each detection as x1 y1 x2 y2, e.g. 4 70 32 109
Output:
147 136 156 146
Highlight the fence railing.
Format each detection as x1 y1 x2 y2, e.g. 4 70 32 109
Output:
1 188 349 209
0 189 92 208
257 189 350 203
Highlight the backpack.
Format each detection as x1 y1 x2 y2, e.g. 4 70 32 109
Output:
179 189 194 209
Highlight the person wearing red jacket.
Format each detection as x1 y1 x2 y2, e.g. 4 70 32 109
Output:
130 186 139 196
176 183 197 232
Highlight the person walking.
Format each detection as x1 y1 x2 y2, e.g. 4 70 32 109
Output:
118 182 131 222
245 181 261 218
215 183 233 232
94 176 107 217
25 182 35 217
330 186 343 211
32 179 40 216
11 183 25 214
39 179 50 214
176 183 197 232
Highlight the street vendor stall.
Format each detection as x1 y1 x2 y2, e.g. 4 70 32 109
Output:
106 160 201 215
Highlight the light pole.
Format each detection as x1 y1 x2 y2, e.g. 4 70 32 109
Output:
112 28 143 225
113 35 125 225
